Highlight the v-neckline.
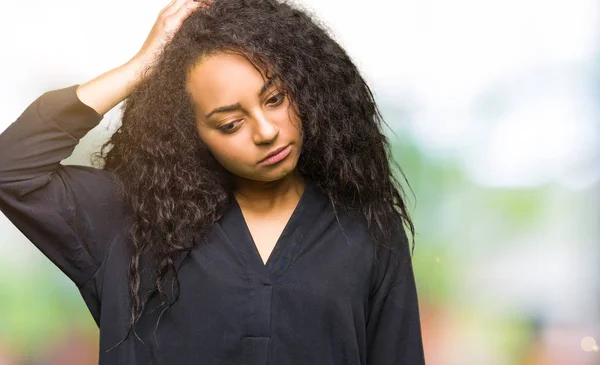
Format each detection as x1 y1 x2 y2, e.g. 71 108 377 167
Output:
233 178 311 269
216 177 321 282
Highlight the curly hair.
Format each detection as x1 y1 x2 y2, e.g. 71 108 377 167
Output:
93 0 415 351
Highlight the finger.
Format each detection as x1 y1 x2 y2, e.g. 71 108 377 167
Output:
194 0 213 7
167 1 203 22
158 0 179 16
162 0 190 18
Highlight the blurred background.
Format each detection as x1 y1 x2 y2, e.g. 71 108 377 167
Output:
1 0 599 364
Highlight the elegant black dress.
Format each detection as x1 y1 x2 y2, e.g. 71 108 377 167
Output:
0 85 425 364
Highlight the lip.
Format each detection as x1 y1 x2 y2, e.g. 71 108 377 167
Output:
258 144 291 165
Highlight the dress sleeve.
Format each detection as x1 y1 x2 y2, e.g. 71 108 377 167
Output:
366 225 426 365
0 85 124 288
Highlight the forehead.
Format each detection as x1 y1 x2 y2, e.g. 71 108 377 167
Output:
187 52 269 112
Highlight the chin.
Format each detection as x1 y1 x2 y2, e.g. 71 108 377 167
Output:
254 161 299 182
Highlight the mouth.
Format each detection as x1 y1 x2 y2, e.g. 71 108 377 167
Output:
258 144 292 165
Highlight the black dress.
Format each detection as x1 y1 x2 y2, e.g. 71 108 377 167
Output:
0 85 425 364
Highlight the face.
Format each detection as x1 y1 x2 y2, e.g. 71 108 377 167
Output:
187 52 303 183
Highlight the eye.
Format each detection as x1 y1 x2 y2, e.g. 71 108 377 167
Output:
266 93 285 106
218 120 242 133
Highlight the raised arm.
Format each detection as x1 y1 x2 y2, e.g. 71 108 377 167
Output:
76 0 210 115
0 83 120 287
0 0 208 287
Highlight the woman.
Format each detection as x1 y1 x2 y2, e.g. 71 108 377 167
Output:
0 0 425 363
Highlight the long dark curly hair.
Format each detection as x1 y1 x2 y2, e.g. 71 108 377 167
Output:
93 0 415 351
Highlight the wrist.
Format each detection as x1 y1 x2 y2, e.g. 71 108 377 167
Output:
125 55 155 76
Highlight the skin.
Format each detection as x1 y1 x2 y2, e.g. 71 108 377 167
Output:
186 51 305 262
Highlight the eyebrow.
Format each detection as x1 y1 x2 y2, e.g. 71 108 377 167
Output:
205 76 278 119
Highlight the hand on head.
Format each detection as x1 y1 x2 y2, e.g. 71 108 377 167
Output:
130 0 214 71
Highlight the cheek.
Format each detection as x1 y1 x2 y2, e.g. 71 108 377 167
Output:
285 104 302 135
289 115 303 146
213 148 246 169
200 135 253 172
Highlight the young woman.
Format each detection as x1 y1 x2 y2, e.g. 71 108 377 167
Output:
0 0 425 363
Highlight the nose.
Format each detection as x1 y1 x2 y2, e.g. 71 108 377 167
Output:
251 111 279 145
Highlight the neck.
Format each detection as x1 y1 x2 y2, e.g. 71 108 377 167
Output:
233 170 306 214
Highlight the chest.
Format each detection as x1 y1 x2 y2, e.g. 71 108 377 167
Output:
98 208 375 362
97 186 377 363
242 207 296 265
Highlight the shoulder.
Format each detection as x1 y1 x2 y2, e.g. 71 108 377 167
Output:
334 204 413 289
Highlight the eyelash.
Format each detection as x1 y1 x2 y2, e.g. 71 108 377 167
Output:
267 93 285 107
217 93 285 133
